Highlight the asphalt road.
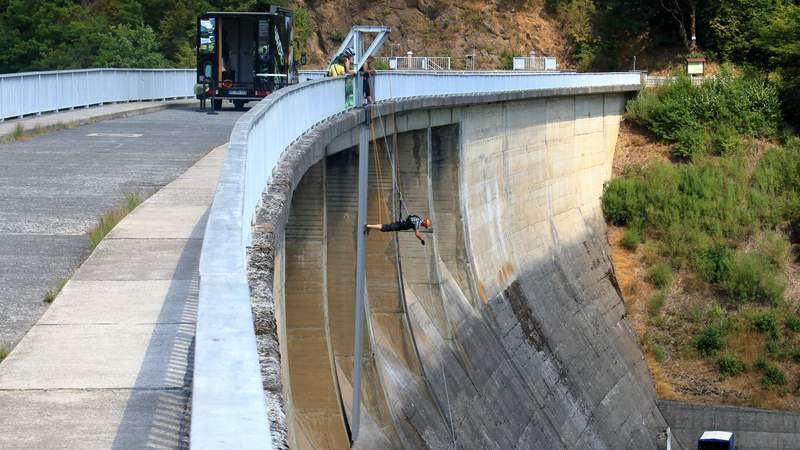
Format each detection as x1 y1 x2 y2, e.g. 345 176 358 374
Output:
0 106 243 346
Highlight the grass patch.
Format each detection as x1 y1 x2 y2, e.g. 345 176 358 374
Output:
0 345 9 362
646 263 672 289
650 343 666 362
757 359 788 389
717 352 746 377
42 277 69 304
786 314 800 333
3 121 75 143
648 291 666 316
88 192 143 250
640 332 667 362
694 323 727 355
723 253 785 306
753 312 781 338
620 228 641 250
10 123 25 140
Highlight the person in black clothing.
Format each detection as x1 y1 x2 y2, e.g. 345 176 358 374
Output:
361 56 376 104
365 215 431 245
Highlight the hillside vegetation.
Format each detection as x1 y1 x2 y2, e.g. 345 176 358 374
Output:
605 71 800 409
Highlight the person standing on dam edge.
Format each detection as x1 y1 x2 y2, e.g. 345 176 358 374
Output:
365 215 432 245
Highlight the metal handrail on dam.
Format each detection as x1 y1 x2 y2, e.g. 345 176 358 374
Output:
0 68 195 121
192 71 643 449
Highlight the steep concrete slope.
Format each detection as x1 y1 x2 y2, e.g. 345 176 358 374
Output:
269 94 668 449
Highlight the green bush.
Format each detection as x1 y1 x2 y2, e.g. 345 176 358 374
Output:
758 360 788 388
786 314 800 332
753 312 781 337
648 291 666 315
650 343 666 362
627 71 780 149
722 253 785 305
790 347 800 362
694 324 727 355
601 177 646 226
694 244 733 283
672 123 707 160
602 158 755 264
759 231 788 269
498 50 514 70
621 228 641 250
647 263 673 289
765 339 783 358
717 352 746 377
713 123 742 156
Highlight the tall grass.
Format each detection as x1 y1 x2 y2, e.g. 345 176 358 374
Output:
88 192 143 250
601 139 800 306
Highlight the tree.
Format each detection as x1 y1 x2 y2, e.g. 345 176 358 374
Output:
757 2 800 122
95 24 171 68
708 0 776 63
658 0 701 51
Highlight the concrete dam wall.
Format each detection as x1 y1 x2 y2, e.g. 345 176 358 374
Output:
250 90 668 449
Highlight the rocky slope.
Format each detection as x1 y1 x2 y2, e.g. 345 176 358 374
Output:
296 0 569 68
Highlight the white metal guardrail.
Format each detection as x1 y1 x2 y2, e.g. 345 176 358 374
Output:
375 56 452 71
193 71 642 449
298 70 327 82
0 68 194 121
373 71 639 100
513 56 557 71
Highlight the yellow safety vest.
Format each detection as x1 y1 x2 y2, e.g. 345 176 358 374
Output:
328 63 345 77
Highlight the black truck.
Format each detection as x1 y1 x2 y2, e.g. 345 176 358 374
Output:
196 7 297 110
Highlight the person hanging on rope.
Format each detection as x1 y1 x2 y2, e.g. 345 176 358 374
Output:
364 215 432 245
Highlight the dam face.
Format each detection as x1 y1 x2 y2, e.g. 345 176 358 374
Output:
269 93 667 449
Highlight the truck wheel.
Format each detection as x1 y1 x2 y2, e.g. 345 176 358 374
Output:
233 100 246 110
212 99 223 111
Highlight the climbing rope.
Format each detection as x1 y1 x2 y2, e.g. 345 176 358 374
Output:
367 73 459 447
423 242 457 447
369 119 389 223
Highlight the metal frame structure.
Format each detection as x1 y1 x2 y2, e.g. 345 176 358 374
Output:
328 26 390 75
333 24 391 443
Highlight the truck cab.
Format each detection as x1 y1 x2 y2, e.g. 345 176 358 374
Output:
197 7 297 110
698 431 735 450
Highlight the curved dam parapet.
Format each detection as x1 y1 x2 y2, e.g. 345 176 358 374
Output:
248 87 667 449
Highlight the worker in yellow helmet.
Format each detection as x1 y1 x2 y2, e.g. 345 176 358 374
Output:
328 55 346 77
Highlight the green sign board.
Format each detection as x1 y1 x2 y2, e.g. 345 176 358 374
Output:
687 61 704 75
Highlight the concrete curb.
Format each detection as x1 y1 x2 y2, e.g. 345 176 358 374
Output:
0 98 195 143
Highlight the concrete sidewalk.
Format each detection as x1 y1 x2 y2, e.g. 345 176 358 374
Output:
0 99 195 142
0 144 226 449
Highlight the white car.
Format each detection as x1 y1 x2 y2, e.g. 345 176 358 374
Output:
697 430 735 450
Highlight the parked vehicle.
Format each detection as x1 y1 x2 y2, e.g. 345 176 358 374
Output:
196 7 297 110
698 431 736 450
